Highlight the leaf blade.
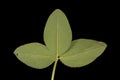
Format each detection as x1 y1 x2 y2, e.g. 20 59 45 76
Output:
44 9 72 56
14 43 55 69
60 39 107 67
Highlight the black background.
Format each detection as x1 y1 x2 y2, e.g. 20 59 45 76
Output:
0 0 116 80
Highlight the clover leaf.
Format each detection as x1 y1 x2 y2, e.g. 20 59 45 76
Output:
14 9 107 80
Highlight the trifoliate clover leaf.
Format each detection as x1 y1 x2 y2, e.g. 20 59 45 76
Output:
14 9 107 80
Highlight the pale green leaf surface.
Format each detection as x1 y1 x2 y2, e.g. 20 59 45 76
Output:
44 9 72 56
14 9 107 72
14 43 55 69
60 39 107 67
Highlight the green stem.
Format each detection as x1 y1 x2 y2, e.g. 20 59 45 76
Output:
51 58 58 80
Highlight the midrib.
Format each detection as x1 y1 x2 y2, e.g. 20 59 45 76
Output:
56 13 59 58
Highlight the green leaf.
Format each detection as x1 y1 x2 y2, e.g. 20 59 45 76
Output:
14 9 107 80
44 9 72 56
60 39 107 67
14 43 55 69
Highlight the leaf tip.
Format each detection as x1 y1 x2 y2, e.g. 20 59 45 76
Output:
98 41 107 49
54 9 62 12
52 9 64 15
13 48 18 56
